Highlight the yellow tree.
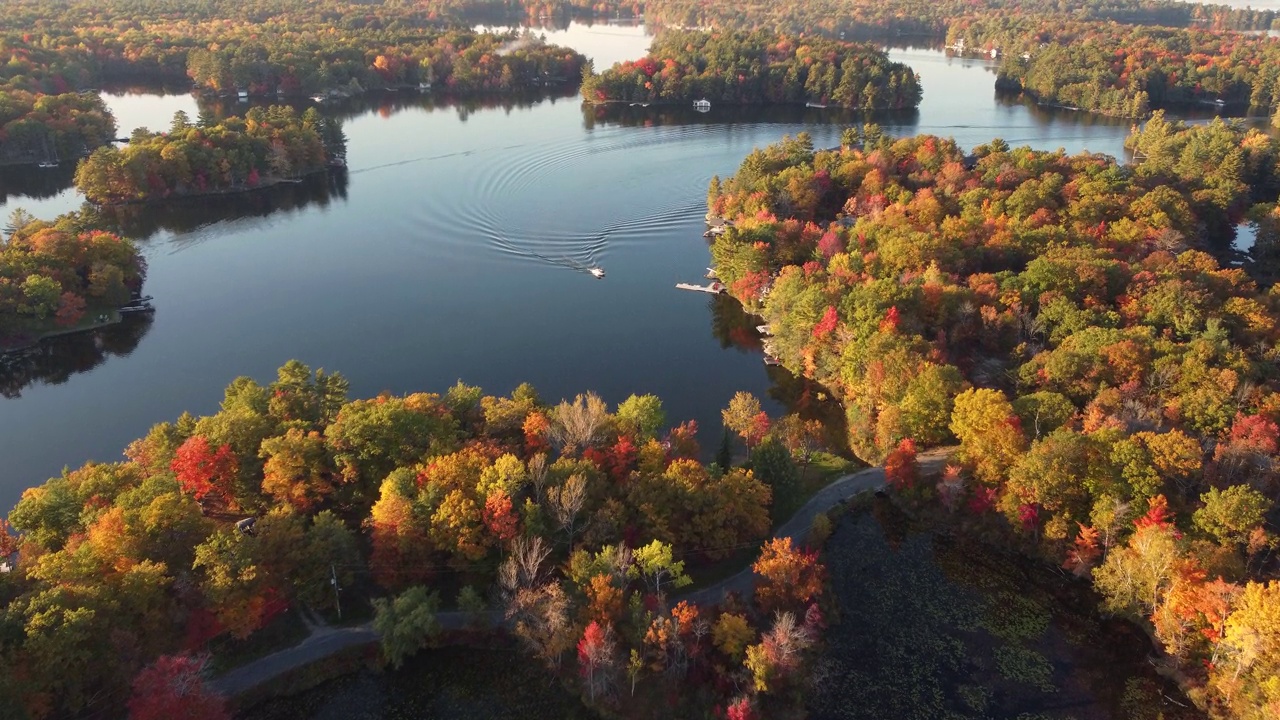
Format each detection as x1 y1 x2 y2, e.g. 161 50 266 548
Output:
949 388 1027 484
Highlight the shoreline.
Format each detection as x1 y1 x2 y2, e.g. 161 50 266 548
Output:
0 310 125 355
84 169 336 207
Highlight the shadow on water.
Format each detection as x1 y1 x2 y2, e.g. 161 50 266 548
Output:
0 163 78 205
0 313 153 399
204 86 581 125
583 102 921 131
814 504 1202 720
80 170 350 244
708 293 851 451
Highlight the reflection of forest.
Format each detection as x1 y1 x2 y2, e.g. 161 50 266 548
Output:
81 170 350 242
583 102 921 131
0 313 152 398
0 164 77 205
708 293 850 451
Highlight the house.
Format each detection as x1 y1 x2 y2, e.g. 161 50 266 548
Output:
693 98 711 112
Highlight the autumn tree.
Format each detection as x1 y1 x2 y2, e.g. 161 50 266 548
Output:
753 537 824 614
950 388 1027 484
127 654 229 720
578 621 619 701
615 393 666 440
723 391 769 450
628 540 691 601
171 435 239 508
713 612 754 661
883 437 919 491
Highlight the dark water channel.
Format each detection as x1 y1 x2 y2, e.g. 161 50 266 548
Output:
0 25 1250 512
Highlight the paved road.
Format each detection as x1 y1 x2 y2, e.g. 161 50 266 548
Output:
210 447 955 699
684 446 953 606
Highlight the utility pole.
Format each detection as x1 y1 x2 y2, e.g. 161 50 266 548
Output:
330 564 342 620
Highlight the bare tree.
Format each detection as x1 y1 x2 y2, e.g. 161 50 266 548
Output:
499 535 552 598
548 473 587 546
527 452 549 498
550 392 610 452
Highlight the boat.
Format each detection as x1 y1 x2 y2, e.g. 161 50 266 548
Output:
805 101 827 109
705 267 719 279
763 355 782 366
118 303 155 314
756 324 772 335
310 94 327 103
36 136 59 168
589 267 605 278
693 98 711 112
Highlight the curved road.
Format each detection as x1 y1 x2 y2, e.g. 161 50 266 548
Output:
210 446 955 699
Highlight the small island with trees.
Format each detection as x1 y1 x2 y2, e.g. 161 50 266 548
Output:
581 30 923 110
0 211 147 350
74 107 347 204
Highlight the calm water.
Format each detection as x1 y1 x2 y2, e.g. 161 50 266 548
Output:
0 26 1249 512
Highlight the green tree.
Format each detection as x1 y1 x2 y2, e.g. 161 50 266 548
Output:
1194 486 1271 548
372 585 441 669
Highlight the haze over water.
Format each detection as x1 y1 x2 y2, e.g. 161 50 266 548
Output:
0 24 1255 511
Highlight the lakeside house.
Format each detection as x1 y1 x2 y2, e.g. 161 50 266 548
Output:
694 98 711 112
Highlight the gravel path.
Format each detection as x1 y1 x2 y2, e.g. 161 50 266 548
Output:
211 446 955 699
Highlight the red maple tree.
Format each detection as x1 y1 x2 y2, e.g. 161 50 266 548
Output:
127 654 229 720
170 436 238 506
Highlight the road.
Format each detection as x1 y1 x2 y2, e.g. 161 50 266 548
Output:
210 446 955 699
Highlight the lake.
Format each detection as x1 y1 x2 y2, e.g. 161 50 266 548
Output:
0 24 1252 512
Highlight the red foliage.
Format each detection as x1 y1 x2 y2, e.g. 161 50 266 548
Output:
666 420 700 460
726 697 757 720
127 654 230 720
170 436 238 506
817 231 843 259
1135 494 1174 530
884 438 919 490
879 305 900 332
1018 503 1041 531
1227 413 1279 456
54 292 86 327
482 491 518 544
730 270 772 302
181 608 224 651
968 485 997 514
812 305 839 339
522 411 551 456
747 411 771 449
606 435 638 482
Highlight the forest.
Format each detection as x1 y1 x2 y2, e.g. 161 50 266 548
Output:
705 117 1280 719
73 107 345 204
944 18 1280 118
581 31 922 110
0 1 584 166
637 0 1279 40
0 211 147 348
0 363 839 719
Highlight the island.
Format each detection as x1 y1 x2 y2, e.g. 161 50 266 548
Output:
580 30 922 110
0 211 147 350
73 107 346 205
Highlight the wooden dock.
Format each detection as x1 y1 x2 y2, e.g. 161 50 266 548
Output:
676 282 726 294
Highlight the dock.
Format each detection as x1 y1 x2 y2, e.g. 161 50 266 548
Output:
676 282 726 294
